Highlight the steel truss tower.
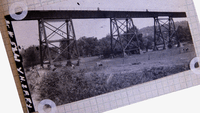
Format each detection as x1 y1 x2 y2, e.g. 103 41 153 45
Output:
110 18 140 56
38 19 79 67
154 17 180 50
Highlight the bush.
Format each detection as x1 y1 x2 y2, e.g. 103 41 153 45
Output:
38 64 189 105
108 65 188 90
22 46 40 68
38 68 109 105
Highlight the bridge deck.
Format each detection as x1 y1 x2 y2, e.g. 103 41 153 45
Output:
5 10 187 21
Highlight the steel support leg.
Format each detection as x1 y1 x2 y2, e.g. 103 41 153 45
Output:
38 20 43 67
38 19 79 67
39 19 53 66
153 17 165 50
168 17 180 47
110 18 113 55
153 17 158 51
110 18 140 56
66 20 71 66
153 16 179 50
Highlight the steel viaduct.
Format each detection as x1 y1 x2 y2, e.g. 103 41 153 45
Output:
5 10 187 67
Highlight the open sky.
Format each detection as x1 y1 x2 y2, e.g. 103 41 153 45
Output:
12 0 188 48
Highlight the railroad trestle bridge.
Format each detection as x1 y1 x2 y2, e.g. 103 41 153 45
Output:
5 10 187 67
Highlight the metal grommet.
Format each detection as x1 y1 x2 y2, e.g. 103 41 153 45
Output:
190 57 200 74
38 99 57 113
9 2 28 20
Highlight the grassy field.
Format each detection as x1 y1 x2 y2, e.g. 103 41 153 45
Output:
75 43 195 75
26 43 196 108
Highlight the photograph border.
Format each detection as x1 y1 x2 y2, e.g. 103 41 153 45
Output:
1 0 200 113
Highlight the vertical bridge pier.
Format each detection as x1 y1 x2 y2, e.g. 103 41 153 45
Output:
153 16 180 50
38 19 79 68
110 18 140 56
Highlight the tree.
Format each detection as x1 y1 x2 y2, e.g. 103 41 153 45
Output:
77 36 99 57
22 45 40 68
98 35 112 58
177 25 192 42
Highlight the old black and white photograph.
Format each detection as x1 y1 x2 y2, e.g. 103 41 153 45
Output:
7 0 197 112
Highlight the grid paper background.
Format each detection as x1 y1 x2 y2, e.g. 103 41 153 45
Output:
0 0 200 113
